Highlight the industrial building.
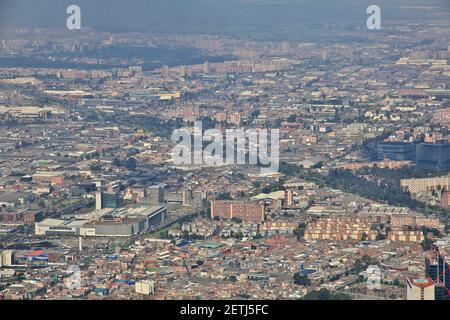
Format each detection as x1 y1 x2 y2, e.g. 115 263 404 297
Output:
35 206 166 237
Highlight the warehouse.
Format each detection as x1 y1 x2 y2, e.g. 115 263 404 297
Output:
35 206 166 237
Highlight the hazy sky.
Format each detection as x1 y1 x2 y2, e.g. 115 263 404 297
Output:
0 0 449 34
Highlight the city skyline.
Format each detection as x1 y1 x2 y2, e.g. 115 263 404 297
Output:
0 0 449 307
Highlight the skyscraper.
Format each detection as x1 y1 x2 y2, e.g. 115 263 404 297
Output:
95 190 103 210
284 189 293 208
96 191 121 209
416 140 450 171
147 185 165 205
406 278 435 300
425 248 450 300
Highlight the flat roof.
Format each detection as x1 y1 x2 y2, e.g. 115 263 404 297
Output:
39 218 65 227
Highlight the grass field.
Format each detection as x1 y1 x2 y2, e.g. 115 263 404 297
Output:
142 221 182 239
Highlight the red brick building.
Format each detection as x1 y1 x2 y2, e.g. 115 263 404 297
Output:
210 200 265 223
441 192 450 209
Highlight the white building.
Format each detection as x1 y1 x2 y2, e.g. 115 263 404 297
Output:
135 280 155 295
0 250 15 266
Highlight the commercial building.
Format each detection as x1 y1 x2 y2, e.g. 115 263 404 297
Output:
147 185 165 204
35 218 86 236
416 140 450 171
35 206 166 237
377 142 416 161
425 249 450 300
96 191 121 209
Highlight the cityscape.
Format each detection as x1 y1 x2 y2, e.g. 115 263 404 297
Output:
0 0 450 304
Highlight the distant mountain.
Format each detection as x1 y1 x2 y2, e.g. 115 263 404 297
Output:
0 0 449 35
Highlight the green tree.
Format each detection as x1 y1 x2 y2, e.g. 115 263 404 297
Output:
124 157 137 171
301 288 352 300
293 273 311 286
112 157 122 166
287 114 297 122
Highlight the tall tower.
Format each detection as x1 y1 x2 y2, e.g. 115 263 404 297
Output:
148 185 164 204
95 190 103 210
182 189 193 206
178 65 186 78
163 65 169 78
284 189 293 208
406 278 435 300
425 246 450 300
203 62 210 75
1 250 14 266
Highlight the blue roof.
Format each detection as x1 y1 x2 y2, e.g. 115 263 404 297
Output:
299 269 317 275
176 240 191 247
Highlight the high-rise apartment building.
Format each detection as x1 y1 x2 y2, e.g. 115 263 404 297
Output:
406 278 435 300
210 200 265 223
